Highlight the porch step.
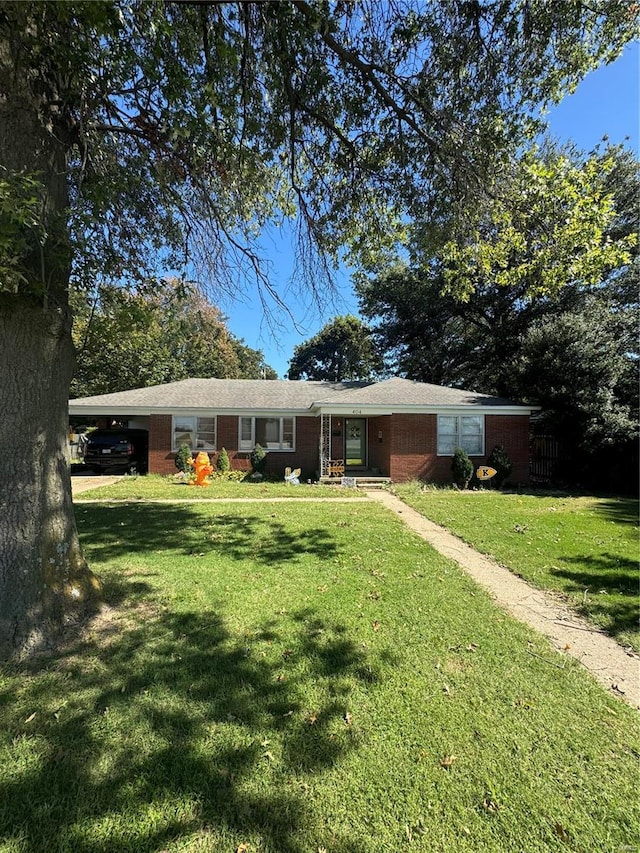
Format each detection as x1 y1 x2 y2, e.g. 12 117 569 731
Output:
320 475 391 489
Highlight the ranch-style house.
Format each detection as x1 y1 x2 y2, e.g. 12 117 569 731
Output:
69 377 538 483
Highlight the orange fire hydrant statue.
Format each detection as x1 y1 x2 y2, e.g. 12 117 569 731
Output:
191 451 213 487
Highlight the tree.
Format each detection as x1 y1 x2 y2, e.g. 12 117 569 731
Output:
71 279 276 398
513 300 638 484
358 145 638 397
359 144 639 484
358 264 547 395
0 1 635 657
287 315 382 381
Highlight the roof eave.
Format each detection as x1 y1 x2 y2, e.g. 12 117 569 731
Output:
312 402 539 415
69 403 317 417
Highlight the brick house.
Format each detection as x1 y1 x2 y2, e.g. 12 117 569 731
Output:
69 377 536 484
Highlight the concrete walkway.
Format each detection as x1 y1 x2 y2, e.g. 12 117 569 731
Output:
366 490 639 710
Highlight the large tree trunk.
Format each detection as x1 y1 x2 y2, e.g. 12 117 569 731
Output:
0 6 100 658
0 297 100 658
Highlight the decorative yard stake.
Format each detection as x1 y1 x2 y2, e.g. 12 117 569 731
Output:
476 465 498 490
476 466 497 481
284 466 301 485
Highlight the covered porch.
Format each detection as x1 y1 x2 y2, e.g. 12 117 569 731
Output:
317 412 391 486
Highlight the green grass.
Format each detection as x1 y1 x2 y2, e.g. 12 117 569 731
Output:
75 474 363 501
1 498 639 853
394 484 640 652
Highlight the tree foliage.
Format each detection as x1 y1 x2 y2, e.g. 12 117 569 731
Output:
287 315 382 381
359 144 639 481
514 300 638 450
71 279 276 397
359 145 638 387
2 1 636 304
440 147 635 301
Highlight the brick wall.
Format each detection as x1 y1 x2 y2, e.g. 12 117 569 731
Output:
485 415 530 483
147 413 320 478
147 411 531 483
148 414 173 474
367 415 391 475
388 414 450 482
388 413 531 484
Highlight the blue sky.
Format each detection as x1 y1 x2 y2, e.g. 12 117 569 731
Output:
226 42 639 378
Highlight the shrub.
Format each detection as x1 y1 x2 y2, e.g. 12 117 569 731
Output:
452 447 474 489
216 447 231 472
175 444 194 474
487 444 513 488
250 443 268 475
210 469 247 482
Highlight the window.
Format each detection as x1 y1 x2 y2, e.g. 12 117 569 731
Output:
172 416 216 451
239 417 295 451
437 415 484 456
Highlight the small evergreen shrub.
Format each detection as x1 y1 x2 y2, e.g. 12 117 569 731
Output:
250 443 268 475
487 444 513 488
452 447 474 489
175 444 194 474
216 447 231 472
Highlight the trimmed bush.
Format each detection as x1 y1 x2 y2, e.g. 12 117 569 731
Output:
487 444 513 488
175 444 194 474
216 447 231 473
452 447 474 489
250 443 268 475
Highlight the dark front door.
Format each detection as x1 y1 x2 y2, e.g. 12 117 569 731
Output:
345 418 367 468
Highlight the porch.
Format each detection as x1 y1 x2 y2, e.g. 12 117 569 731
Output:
318 412 391 486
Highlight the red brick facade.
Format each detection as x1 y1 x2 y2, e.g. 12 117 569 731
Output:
148 414 320 479
384 413 530 483
145 412 531 484
148 414 173 474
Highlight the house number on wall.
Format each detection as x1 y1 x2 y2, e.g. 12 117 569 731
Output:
351 409 362 414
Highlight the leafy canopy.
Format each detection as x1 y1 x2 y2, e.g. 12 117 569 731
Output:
358 144 638 395
0 1 636 306
440 148 636 302
287 315 382 382
71 279 276 397
357 143 639 478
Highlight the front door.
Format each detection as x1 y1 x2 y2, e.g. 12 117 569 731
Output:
345 418 367 468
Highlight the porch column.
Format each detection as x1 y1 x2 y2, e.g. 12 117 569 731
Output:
319 413 331 477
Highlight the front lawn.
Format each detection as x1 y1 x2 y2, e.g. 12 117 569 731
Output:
394 485 640 652
0 499 638 852
76 473 363 501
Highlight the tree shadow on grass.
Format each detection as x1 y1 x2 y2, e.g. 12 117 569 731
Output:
0 578 378 852
550 553 639 643
591 497 639 528
76 503 337 567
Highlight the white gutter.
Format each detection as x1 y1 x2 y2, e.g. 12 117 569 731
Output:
312 403 541 416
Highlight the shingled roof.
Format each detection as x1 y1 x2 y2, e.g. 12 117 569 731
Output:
316 377 517 407
70 377 531 414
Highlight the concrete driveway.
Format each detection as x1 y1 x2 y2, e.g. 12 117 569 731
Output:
71 475 122 495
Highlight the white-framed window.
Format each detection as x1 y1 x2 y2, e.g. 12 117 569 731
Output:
437 415 484 456
238 416 295 451
172 415 216 451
